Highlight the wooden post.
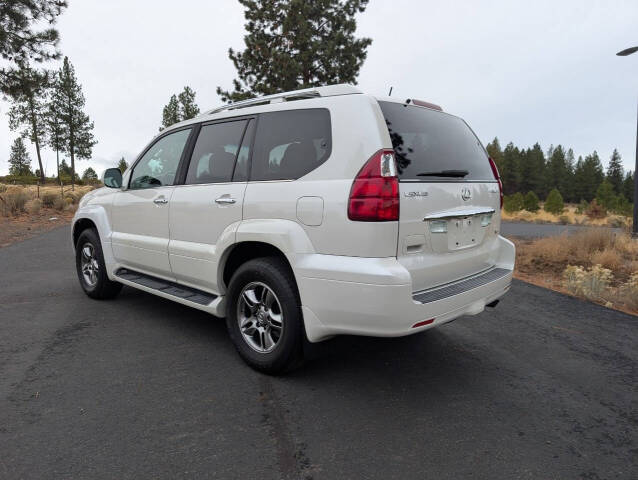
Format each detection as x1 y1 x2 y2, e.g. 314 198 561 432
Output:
37 182 40 199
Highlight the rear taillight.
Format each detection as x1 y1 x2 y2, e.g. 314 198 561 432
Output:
488 157 503 209
348 149 399 221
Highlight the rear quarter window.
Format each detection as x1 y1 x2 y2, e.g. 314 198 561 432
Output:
379 101 493 182
251 109 331 181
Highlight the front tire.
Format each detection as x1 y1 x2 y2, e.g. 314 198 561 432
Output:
75 228 122 300
226 257 303 374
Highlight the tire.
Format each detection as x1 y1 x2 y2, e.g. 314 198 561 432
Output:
226 257 304 374
75 228 122 300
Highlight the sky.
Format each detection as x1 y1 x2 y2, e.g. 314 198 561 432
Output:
1 0 637 177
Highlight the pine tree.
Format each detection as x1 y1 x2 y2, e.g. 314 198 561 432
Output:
8 137 32 176
519 143 545 197
160 86 200 130
117 157 128 173
81 167 97 181
596 180 616 210
544 188 564 214
606 149 624 194
178 86 200 120
546 145 572 201
0 1 67 90
5 64 50 183
50 57 97 190
45 100 63 183
161 94 180 131
500 142 521 194
573 152 604 202
486 137 504 168
524 191 540 212
217 0 372 102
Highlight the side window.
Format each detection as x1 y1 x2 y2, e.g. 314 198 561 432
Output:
232 119 255 182
130 129 191 189
185 120 247 185
251 109 331 181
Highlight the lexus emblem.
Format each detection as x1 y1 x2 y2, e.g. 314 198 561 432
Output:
461 187 471 201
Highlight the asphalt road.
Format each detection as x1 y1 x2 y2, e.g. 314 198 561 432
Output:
1 226 637 479
500 221 623 238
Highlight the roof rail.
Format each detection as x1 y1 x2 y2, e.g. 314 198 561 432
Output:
205 84 362 115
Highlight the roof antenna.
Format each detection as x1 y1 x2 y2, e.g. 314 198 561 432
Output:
388 86 393 96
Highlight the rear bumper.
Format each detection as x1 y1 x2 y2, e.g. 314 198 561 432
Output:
295 235 515 342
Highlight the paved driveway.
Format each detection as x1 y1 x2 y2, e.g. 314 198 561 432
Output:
1 226 636 479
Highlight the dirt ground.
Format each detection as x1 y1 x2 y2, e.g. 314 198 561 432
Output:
0 209 75 248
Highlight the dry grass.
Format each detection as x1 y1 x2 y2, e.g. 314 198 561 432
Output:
0 183 94 218
501 203 632 229
515 229 638 315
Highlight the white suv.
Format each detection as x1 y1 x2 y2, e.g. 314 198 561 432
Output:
72 84 514 373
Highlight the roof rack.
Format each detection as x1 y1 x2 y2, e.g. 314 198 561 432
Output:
205 84 362 115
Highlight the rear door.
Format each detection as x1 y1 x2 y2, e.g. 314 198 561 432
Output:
378 101 501 291
168 118 254 293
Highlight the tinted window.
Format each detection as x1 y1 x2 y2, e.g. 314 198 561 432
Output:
130 129 191 189
232 119 255 182
379 101 493 181
185 120 247 185
251 109 331 181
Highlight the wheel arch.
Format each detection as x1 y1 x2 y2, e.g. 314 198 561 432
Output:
73 217 98 248
221 241 295 291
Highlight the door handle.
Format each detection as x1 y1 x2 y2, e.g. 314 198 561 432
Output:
215 195 236 205
153 196 168 205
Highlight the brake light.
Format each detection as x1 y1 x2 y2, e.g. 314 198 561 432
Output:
348 149 399 221
488 157 503 209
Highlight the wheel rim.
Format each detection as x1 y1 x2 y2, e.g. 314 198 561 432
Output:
80 242 99 287
237 281 284 353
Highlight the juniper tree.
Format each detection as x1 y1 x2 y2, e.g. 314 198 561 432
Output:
0 0 67 90
5 64 50 183
50 57 97 190
8 137 32 176
606 149 624 194
217 0 372 102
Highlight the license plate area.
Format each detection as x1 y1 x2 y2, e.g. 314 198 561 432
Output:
424 207 494 253
447 216 481 250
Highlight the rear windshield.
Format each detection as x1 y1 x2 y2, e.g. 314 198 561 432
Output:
379 101 493 182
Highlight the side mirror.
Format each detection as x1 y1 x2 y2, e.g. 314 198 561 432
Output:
102 168 123 188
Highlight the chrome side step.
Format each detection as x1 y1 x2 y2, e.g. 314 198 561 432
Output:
115 268 217 306
413 268 511 304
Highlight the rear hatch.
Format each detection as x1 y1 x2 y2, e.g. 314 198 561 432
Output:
378 101 502 292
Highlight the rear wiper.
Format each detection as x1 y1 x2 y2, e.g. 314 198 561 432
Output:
416 169 469 178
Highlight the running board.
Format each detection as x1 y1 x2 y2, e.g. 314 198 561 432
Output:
413 268 511 304
115 268 217 306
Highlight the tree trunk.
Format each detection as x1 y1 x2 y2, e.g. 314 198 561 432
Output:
70 147 75 191
29 98 45 184
56 148 60 186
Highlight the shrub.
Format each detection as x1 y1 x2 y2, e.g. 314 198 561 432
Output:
0 184 7 193
523 191 540 212
41 191 58 207
575 200 589 215
563 264 612 300
53 195 66 211
0 189 30 216
623 273 638 309
544 189 564 214
585 199 606 219
504 192 524 212
558 215 569 225
611 194 632 217
26 198 42 215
